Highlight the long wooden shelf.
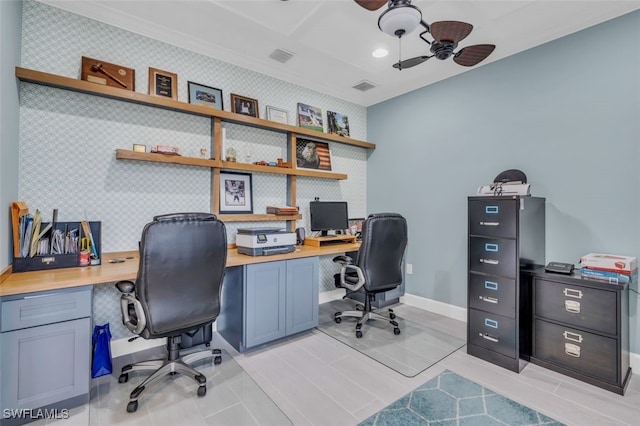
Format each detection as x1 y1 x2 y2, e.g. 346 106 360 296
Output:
16 67 375 150
218 214 302 223
115 149 348 179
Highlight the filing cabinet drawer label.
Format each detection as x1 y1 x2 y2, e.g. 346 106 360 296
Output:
485 206 499 214
484 318 498 328
485 280 498 290
484 243 499 252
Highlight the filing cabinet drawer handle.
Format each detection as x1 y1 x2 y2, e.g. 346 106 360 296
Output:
484 318 498 329
484 281 498 290
563 331 583 343
565 343 581 358
485 206 499 214
480 333 499 343
479 221 500 226
484 243 499 252
480 296 499 304
480 259 499 265
562 288 583 299
564 300 581 314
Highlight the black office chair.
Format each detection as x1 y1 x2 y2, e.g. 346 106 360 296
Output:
333 213 408 338
114 213 227 413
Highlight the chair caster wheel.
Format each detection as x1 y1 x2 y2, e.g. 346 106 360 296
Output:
389 313 396 320
334 313 342 323
118 373 129 384
205 342 211 347
197 385 207 397
356 330 363 338
126 400 138 413
394 328 401 335
214 356 222 365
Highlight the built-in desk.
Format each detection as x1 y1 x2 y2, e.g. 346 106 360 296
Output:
0 243 360 297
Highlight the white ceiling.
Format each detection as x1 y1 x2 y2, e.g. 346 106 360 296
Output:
38 0 640 107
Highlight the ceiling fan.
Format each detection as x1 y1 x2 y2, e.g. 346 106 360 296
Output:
355 0 495 70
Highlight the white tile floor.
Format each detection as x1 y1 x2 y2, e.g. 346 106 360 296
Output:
38 303 639 426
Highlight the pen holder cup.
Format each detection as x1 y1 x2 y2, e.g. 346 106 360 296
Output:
13 221 101 272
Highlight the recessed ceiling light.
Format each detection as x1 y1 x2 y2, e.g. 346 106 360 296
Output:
372 48 389 58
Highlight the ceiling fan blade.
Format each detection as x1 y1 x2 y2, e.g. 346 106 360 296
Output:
453 44 496 67
392 56 430 70
354 0 388 11
429 21 473 43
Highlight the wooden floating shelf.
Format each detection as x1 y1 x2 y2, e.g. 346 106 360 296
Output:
16 67 375 150
115 150 347 180
218 214 302 223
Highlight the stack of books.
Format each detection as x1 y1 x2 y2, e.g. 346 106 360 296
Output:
579 253 637 285
266 206 298 216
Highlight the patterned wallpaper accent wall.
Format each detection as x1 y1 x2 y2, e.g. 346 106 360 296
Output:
19 1 368 339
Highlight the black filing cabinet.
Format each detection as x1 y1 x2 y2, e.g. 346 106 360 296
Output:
467 196 545 372
530 269 631 394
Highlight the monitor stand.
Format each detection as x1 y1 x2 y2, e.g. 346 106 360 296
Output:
304 234 357 247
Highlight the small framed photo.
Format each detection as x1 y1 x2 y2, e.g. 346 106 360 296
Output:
148 67 177 100
219 171 253 214
231 93 259 118
297 102 324 132
133 143 146 153
327 111 350 137
188 81 223 110
295 138 332 171
265 105 289 124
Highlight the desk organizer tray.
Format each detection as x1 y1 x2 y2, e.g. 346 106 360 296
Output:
13 221 101 273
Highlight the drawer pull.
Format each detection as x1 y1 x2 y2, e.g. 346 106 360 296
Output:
484 280 498 290
565 343 581 358
485 206 499 214
563 288 583 299
484 318 498 329
480 259 499 265
484 243 499 252
563 331 583 343
564 300 581 314
479 221 500 226
480 333 499 343
480 296 499 304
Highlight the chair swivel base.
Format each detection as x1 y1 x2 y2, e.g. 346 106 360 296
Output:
119 348 222 413
334 308 400 338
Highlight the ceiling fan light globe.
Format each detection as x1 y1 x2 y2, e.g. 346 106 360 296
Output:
378 4 422 38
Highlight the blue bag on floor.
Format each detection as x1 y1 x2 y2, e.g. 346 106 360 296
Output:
91 323 113 378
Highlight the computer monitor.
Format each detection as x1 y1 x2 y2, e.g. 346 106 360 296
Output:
309 201 349 237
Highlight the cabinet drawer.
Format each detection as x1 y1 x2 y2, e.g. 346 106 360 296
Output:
469 237 517 278
469 199 517 239
535 279 617 335
468 274 516 318
468 309 516 359
1 287 92 332
534 319 618 384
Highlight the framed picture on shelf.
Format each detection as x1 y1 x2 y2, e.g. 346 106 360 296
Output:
231 93 259 118
188 81 223 110
327 111 350 137
219 171 253 214
148 67 177 100
265 105 289 124
295 138 332 171
297 103 324 132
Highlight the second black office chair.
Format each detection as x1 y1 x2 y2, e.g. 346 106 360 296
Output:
333 213 408 338
114 213 227 413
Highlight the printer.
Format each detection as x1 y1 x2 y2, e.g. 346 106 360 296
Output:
236 228 296 256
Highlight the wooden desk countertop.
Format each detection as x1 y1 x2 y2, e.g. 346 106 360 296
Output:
0 243 360 297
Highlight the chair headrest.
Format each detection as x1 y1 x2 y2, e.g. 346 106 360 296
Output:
153 212 218 222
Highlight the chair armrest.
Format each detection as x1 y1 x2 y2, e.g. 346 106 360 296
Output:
333 255 353 266
115 280 147 335
115 280 135 293
340 264 365 292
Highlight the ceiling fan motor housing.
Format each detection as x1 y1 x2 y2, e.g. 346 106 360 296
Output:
431 41 458 60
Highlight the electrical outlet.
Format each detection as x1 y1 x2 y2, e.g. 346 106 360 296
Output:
406 263 413 275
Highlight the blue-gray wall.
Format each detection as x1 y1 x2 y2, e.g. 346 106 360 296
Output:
0 0 21 271
368 11 640 352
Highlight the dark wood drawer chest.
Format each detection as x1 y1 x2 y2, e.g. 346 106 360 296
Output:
467 196 545 372
530 270 631 394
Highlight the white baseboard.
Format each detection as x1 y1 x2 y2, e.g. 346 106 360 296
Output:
319 288 345 304
400 293 467 322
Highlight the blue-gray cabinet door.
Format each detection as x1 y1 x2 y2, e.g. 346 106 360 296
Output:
244 261 287 348
286 257 319 335
1 318 91 410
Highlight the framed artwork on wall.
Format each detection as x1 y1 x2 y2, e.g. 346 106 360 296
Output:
266 105 289 124
297 103 324 132
188 81 223 110
327 110 350 137
295 138 332 171
148 67 177 100
219 171 253 214
231 93 259 118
